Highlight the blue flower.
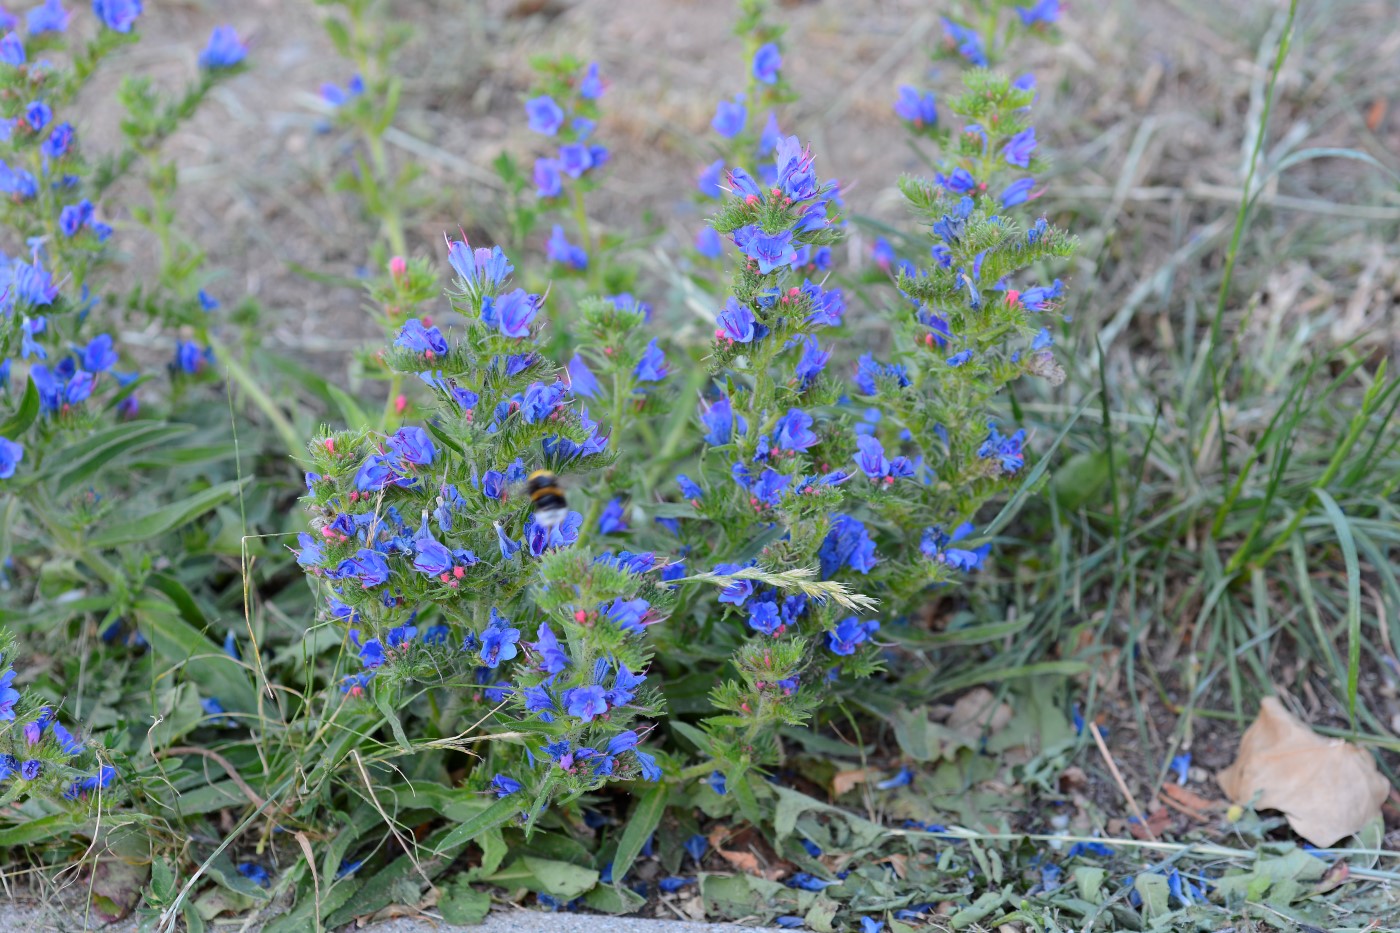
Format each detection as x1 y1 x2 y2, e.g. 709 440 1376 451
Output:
1020 278 1064 311
0 437 21 481
412 519 455 577
237 863 271 888
748 601 782 636
752 42 782 84
491 773 522 797
526 95 564 135
895 86 937 127
342 549 391 588
174 341 214 374
395 319 448 355
658 877 693 893
875 767 913 790
700 394 745 446
827 617 879 656
946 349 973 367
598 498 628 535
697 158 725 198
1170 752 1191 785
199 25 246 69
978 422 1026 474
818 514 878 577
1066 841 1113 859
860 918 885 933
786 872 837 891
936 167 977 194
750 468 790 506
531 623 569 673
919 523 988 571
1018 0 1061 25
27 0 68 35
0 159 36 199
524 510 582 556
711 94 746 138
321 74 364 107
608 663 646 707
41 121 73 158
353 452 401 491
480 608 521 667
634 339 668 382
534 158 563 198
773 136 818 200
710 562 755 606
388 426 435 466
357 638 385 669
775 919 804 929
579 62 604 98
92 0 142 33
704 770 727 795
546 225 588 269
854 353 911 395
558 142 595 177
733 225 797 274
0 32 23 65
563 352 600 398
941 18 987 66
480 288 540 339
564 684 608 721
422 625 450 645
447 239 513 292
1000 177 1035 209
1003 126 1037 167
676 474 704 501
774 409 818 452
716 297 758 343
695 226 723 258
0 671 19 721
23 100 49 132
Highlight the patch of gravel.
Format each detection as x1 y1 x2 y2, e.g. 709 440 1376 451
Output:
0 903 780 933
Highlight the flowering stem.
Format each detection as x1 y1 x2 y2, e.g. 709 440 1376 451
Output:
570 185 596 288
380 371 403 432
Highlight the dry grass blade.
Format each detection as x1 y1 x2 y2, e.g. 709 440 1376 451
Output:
674 567 880 614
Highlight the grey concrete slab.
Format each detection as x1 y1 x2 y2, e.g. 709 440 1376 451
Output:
0 903 782 932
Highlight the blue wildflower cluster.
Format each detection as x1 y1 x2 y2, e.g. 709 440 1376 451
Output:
298 236 680 809
0 14 247 479
0 638 116 805
528 60 607 251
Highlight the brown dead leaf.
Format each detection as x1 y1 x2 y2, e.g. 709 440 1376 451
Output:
1160 782 1224 814
1217 697 1390 847
1058 766 1089 794
882 853 908 879
1127 807 1171 840
947 687 1013 739
1366 98 1387 132
706 825 788 881
831 768 870 797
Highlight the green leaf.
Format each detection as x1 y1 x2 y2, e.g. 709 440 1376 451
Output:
583 884 646 915
136 596 257 713
610 782 667 884
0 376 39 438
804 894 840 933
0 813 76 846
486 857 599 899
1053 449 1113 511
50 421 193 495
88 479 247 549
432 796 519 855
1133 873 1171 919
438 879 490 925
1074 865 1106 901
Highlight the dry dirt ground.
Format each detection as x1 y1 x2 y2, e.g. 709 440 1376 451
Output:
96 0 1400 369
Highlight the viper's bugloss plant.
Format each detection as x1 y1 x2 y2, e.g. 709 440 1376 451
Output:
0 6 250 811
294 45 1074 836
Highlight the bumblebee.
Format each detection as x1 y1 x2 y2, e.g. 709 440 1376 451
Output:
526 469 568 528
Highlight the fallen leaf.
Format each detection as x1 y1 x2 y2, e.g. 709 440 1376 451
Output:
706 825 788 881
1127 807 1171 840
947 688 1013 739
1366 98 1387 132
1216 697 1390 847
831 768 870 797
1160 782 1224 814
1315 859 1350 894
